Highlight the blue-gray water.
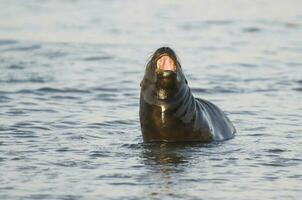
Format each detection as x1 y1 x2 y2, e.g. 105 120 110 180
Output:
0 1 302 199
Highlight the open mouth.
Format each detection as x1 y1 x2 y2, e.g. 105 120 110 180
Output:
156 54 176 72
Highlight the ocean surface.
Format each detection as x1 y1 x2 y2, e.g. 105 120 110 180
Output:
0 0 302 199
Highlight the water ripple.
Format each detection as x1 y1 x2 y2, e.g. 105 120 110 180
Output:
83 55 114 61
37 87 91 94
4 44 41 52
7 64 24 69
0 1 301 199
242 27 262 33
0 39 18 46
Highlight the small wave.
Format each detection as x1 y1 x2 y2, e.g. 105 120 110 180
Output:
286 62 302 67
7 64 24 69
58 120 79 126
259 157 302 168
0 157 6 162
259 162 285 167
6 109 27 115
92 86 120 92
287 174 302 179
295 80 302 85
0 39 18 46
231 111 257 115
12 122 50 131
246 133 266 137
97 174 132 179
15 108 57 114
179 20 233 30
11 130 38 138
85 133 105 139
37 87 91 94
190 88 208 93
60 133 87 141
265 148 287 153
56 147 71 152
26 195 53 200
108 119 136 126
204 20 233 25
254 88 279 93
0 95 12 103
121 143 143 150
237 63 258 68
13 121 35 127
108 181 139 186
83 55 114 61
245 126 266 131
43 51 68 59
242 27 261 33
51 95 78 100
0 186 14 191
0 77 48 84
95 93 118 101
86 122 112 128
293 87 302 92
4 44 41 52
18 165 38 170
89 150 112 158
52 161 78 167
191 87 242 94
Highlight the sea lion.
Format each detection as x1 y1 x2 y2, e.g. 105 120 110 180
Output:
139 47 236 142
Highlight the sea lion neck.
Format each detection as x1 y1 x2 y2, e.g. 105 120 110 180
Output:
156 69 177 90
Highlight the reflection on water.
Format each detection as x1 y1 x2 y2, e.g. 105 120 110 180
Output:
140 143 191 198
141 143 193 166
140 142 228 199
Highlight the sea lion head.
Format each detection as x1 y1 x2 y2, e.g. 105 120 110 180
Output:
141 47 187 102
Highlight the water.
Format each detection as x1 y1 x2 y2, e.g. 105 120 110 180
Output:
0 0 302 199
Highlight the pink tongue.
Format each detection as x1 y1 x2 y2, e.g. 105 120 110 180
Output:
156 55 176 71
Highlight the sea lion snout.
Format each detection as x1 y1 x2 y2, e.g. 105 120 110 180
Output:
155 54 177 87
156 55 176 72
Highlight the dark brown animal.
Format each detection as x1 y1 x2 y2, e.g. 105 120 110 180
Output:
139 47 236 142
